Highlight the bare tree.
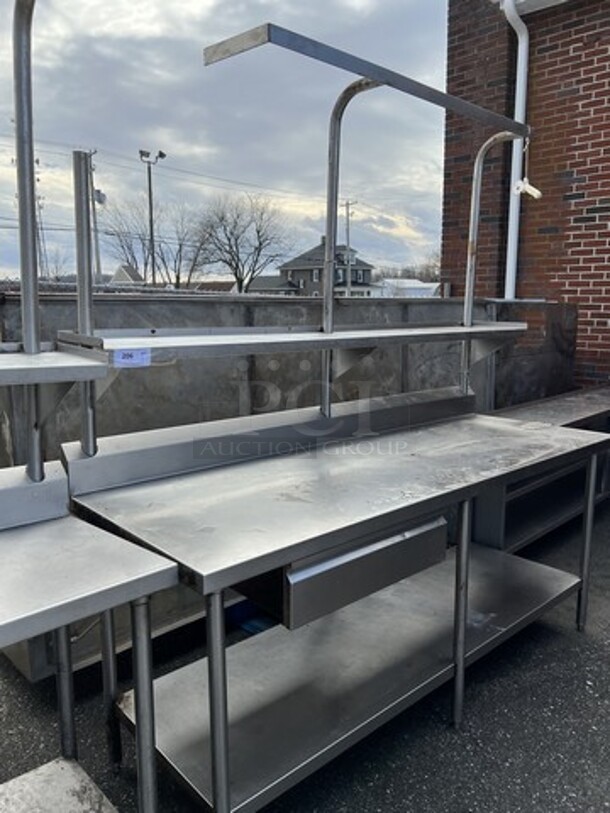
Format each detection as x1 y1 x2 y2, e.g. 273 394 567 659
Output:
101 200 209 288
200 194 288 293
101 200 151 281
373 250 441 282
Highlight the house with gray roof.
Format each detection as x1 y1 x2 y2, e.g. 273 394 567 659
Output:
279 237 375 297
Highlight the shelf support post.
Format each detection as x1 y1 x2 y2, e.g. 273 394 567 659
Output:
577 452 597 631
207 590 231 813
131 596 158 813
453 498 472 728
321 78 380 417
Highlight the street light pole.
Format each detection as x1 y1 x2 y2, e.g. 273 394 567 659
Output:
139 149 166 286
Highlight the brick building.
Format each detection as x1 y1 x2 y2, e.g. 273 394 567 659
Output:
442 0 610 383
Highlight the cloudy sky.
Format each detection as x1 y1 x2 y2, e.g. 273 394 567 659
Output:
0 0 448 279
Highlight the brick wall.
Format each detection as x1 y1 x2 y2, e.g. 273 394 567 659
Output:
442 0 610 384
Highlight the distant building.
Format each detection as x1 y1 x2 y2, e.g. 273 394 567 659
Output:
279 237 376 297
194 277 236 294
110 264 144 285
247 275 299 296
380 278 441 298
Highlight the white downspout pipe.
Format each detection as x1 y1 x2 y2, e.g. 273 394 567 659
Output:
500 0 529 299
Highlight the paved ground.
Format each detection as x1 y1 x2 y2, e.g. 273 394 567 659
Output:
1 503 609 813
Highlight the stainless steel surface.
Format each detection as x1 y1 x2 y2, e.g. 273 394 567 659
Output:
13 0 40 355
0 514 178 649
206 592 230 813
0 758 118 812
0 461 68 531
204 24 530 137
62 323 528 366
453 499 472 729
63 389 475 496
0 350 108 385
497 386 610 427
321 78 380 416
119 546 580 813
131 597 157 813
577 453 597 631
73 149 98 458
13 0 44 483
239 517 447 629
55 625 77 760
75 415 610 595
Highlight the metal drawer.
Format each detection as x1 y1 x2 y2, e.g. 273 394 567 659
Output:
237 517 447 629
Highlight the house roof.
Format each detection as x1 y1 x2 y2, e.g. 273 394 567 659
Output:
111 264 144 283
195 280 235 292
280 240 374 272
248 275 298 292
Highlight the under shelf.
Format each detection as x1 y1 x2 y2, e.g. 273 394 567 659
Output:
59 322 527 367
118 545 580 813
0 350 108 386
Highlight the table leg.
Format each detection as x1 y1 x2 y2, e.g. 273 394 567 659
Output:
131 596 157 813
100 608 122 767
54 625 77 759
577 453 597 632
453 498 472 729
206 591 231 813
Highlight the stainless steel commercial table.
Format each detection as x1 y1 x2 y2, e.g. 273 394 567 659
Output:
0 514 178 812
73 414 610 813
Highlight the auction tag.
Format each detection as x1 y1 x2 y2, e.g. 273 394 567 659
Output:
112 348 152 368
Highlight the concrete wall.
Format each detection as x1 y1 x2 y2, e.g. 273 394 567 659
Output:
0 292 576 464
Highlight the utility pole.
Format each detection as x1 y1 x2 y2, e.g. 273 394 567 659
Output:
139 149 166 286
344 199 356 296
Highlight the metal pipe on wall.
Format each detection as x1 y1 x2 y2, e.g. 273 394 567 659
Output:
500 0 530 299
13 0 44 482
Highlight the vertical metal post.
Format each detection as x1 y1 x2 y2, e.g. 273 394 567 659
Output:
14 0 44 483
577 453 597 632
146 162 156 287
73 150 98 457
453 498 472 729
206 591 230 813
100 609 122 767
131 597 157 813
460 131 518 394
54 625 77 759
88 154 104 285
321 79 379 417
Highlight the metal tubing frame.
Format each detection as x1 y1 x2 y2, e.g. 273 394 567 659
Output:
14 0 44 482
460 131 519 393
577 453 597 631
54 625 78 760
206 591 230 813
131 596 158 813
453 498 472 729
204 24 529 138
321 79 380 416
73 150 98 457
100 608 122 767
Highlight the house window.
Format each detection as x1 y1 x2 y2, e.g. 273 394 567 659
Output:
313 290 320 297
286 270 293 281
298 279 305 289
357 269 363 283
312 269 320 282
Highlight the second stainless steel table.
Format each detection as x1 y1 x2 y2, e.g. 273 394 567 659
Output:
73 414 609 812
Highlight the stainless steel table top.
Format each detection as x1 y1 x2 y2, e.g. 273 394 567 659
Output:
0 515 178 648
0 351 108 386
497 386 610 427
75 414 610 594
